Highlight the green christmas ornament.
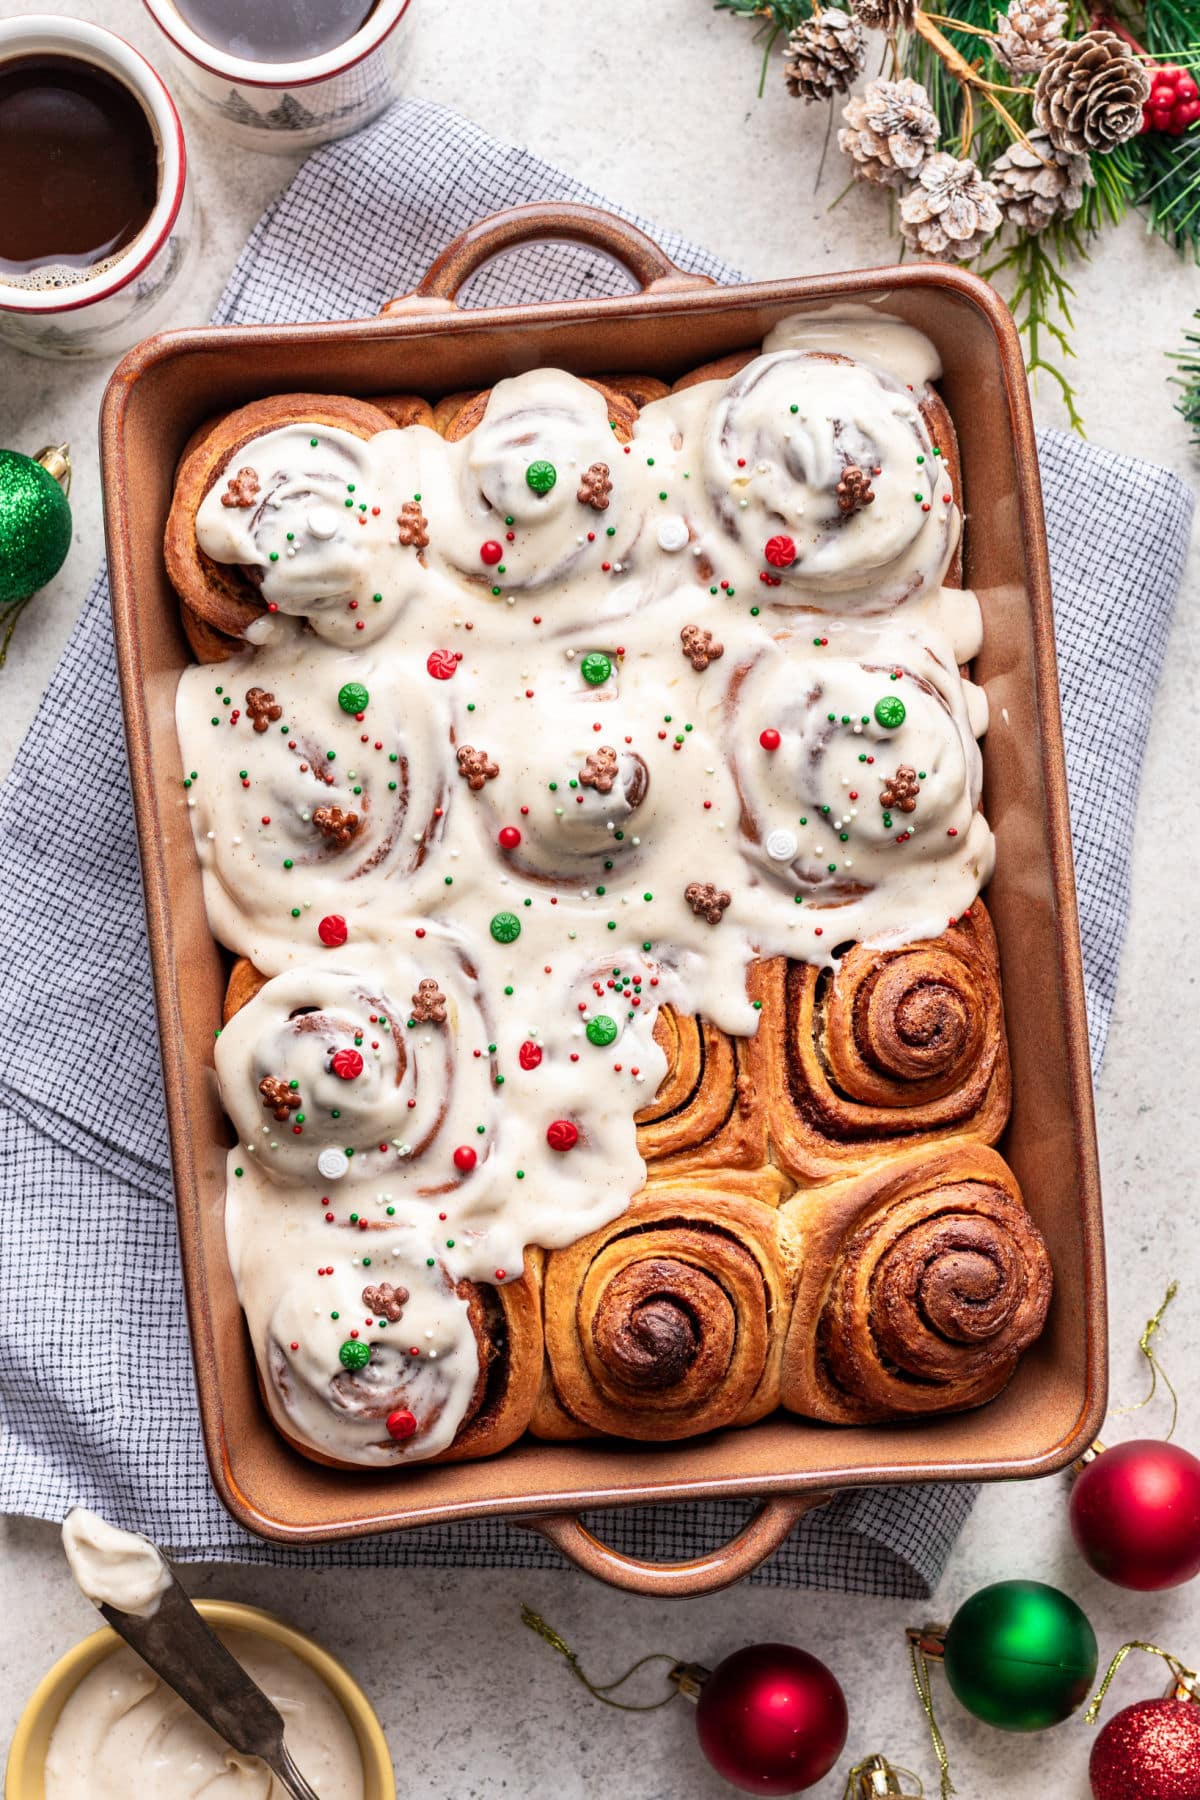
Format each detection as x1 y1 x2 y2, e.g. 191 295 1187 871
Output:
0 444 72 664
942 1581 1098 1733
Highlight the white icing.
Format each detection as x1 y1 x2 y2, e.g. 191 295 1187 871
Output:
177 314 996 1466
61 1509 171 1619
43 1629 363 1799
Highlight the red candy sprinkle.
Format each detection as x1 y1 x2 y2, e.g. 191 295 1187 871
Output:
331 1048 364 1080
318 913 348 947
764 534 796 569
386 1409 418 1442
498 825 522 850
453 1144 478 1173
426 648 458 680
546 1119 579 1152
518 1041 543 1070
480 540 503 565
759 728 782 751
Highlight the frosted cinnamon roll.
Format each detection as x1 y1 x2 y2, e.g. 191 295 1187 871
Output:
728 621 993 945
228 1211 542 1466
533 1188 797 1441
637 348 958 610
175 632 451 966
215 955 496 1193
165 395 405 645
762 904 1011 1181
781 1141 1052 1421
433 371 646 597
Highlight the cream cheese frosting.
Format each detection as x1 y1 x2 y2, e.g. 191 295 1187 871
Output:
61 1508 172 1619
176 313 995 1466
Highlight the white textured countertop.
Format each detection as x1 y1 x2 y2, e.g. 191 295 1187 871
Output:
2 3 1199 1795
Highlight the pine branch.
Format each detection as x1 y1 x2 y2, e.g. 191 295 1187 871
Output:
1171 309 1200 441
982 228 1087 432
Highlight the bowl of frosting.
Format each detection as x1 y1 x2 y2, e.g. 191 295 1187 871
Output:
6 1511 394 1799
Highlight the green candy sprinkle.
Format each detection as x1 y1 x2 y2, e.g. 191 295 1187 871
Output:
338 681 369 715
580 651 612 686
339 1339 370 1370
525 459 557 494
586 1015 618 1048
874 696 907 729
490 911 521 944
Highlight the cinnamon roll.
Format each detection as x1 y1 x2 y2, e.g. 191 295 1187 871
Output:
533 1187 797 1441
227 1206 542 1467
762 904 1011 1181
165 394 403 643
781 1140 1051 1421
634 981 771 1176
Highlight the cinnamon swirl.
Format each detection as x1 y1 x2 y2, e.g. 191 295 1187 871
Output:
780 1140 1052 1421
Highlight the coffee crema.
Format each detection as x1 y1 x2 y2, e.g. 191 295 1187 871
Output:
171 0 377 64
0 54 160 289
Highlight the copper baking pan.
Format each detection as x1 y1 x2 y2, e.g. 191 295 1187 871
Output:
100 202 1106 1596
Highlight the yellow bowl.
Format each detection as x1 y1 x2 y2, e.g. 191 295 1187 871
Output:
5 1598 395 1800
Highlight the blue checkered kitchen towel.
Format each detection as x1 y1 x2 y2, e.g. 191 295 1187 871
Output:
0 98 1193 1594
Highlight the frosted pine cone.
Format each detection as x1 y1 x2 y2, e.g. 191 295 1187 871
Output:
1033 29 1151 154
989 130 1093 231
839 77 940 188
994 0 1066 75
899 152 1003 260
848 0 918 32
783 9 865 102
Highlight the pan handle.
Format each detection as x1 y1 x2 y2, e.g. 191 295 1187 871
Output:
379 200 715 316
516 1495 830 1598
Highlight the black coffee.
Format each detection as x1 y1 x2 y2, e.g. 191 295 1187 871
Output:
0 54 160 285
172 0 377 63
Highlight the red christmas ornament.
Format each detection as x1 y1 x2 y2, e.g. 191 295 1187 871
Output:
452 1144 478 1173
498 825 522 850
330 1047 363 1080
317 913 348 947
1071 1440 1200 1590
1142 64 1200 135
693 1645 848 1795
480 539 504 565
759 727 782 751
1091 1698 1200 1800
763 534 797 570
518 1040 543 1070
385 1408 417 1442
426 648 458 680
546 1119 578 1152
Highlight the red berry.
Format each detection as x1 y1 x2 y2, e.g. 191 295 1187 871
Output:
1179 98 1200 124
1152 105 1175 129
318 913 348 947
1177 74 1199 102
453 1144 478 1172
426 648 458 680
759 727 782 751
763 533 796 569
546 1119 579 1152
386 1409 417 1441
480 540 503 565
331 1048 363 1080
518 1040 543 1070
498 825 521 850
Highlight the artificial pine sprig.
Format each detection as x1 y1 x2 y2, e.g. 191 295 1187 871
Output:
1171 307 1200 440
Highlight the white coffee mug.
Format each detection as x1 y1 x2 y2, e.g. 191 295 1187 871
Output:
141 0 412 152
0 15 194 361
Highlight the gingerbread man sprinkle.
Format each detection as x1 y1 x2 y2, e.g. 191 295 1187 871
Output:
880 765 920 813
577 462 612 511
836 464 876 515
258 1075 300 1120
398 500 429 548
221 466 260 509
245 687 282 734
411 979 447 1024
313 804 361 847
579 746 619 793
685 880 732 924
680 624 724 672
456 745 499 791
362 1281 409 1322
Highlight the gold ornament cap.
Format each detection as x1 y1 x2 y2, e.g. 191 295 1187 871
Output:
34 443 72 495
844 1752 924 1797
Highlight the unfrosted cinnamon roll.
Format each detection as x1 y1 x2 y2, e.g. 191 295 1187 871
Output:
215 956 496 1193
634 981 772 1176
165 394 404 643
762 904 1011 1181
533 1188 797 1441
728 621 993 945
781 1140 1051 1421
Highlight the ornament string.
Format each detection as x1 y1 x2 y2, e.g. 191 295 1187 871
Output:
1111 1280 1180 1439
519 1605 682 1711
906 1631 954 1800
843 1750 925 1796
1084 1641 1200 1724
